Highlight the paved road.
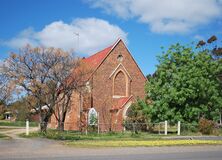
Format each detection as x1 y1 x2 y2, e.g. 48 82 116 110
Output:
1 127 222 160
0 138 222 160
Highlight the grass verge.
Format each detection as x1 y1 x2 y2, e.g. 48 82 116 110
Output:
0 121 38 127
66 140 222 147
20 129 163 141
0 133 10 140
20 129 222 147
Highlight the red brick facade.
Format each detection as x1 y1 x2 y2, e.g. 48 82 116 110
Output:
50 39 146 131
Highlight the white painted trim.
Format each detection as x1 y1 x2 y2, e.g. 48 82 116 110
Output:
112 95 126 98
122 101 132 119
109 63 122 78
109 63 132 80
111 38 121 51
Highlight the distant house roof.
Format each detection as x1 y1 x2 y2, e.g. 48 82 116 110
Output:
4 111 12 115
30 105 49 113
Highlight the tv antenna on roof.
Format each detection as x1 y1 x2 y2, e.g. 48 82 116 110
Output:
74 32 79 53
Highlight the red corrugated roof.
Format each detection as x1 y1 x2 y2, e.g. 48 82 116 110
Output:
112 96 132 110
83 45 113 69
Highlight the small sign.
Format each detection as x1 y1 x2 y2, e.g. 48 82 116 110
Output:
88 108 97 125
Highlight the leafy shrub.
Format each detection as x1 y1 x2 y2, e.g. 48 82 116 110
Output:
181 122 199 134
0 114 4 120
198 118 215 135
123 99 151 134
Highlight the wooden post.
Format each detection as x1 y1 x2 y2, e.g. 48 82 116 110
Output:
133 123 135 133
97 112 99 134
38 123 41 131
26 120 29 136
177 121 181 136
164 120 167 135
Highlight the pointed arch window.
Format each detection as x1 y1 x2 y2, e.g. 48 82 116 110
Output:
114 70 126 96
110 64 132 98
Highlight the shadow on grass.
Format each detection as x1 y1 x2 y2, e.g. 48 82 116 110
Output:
20 129 164 141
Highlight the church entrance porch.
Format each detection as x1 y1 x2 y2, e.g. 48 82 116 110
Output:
110 96 132 132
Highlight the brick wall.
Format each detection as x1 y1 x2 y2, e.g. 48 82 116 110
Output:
49 40 146 132
92 40 146 131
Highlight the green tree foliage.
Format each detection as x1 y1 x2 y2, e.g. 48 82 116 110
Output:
146 43 222 124
124 99 151 133
126 99 150 124
9 98 30 121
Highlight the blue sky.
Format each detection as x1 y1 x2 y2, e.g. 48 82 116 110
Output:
0 0 222 75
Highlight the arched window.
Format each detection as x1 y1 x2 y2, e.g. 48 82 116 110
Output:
88 108 97 125
114 71 126 96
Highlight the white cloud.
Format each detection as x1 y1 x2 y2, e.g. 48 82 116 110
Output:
2 28 39 49
87 0 132 19
193 35 205 41
87 0 222 34
2 18 127 55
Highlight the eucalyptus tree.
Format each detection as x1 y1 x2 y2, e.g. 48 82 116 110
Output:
2 45 89 132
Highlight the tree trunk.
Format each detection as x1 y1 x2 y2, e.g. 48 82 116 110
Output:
56 109 67 131
40 121 48 133
39 110 51 133
57 122 64 131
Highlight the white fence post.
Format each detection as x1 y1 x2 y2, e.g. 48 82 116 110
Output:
26 120 29 136
164 120 167 135
38 123 41 131
177 121 181 136
86 112 88 135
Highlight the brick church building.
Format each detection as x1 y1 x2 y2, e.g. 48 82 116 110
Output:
50 39 146 132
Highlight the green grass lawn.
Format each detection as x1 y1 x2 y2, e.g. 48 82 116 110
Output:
66 139 222 147
0 120 38 127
